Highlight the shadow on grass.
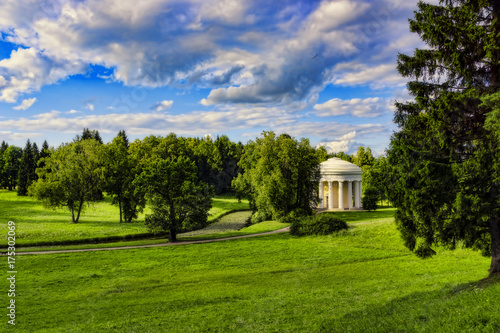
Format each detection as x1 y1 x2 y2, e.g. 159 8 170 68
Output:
319 276 500 332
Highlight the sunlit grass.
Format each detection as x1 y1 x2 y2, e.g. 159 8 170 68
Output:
0 189 249 247
16 215 499 332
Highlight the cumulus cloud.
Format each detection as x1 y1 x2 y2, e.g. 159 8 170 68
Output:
12 97 37 110
313 97 390 117
84 103 95 111
0 130 42 141
0 106 295 137
332 63 406 89
0 0 420 105
0 48 86 102
319 131 359 154
150 100 174 112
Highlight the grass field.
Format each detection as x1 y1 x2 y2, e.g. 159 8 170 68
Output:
0 190 250 247
12 211 500 332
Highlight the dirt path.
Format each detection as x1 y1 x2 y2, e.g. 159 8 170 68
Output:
12 227 291 256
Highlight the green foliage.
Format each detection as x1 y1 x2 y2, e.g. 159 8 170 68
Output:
103 131 145 223
290 214 348 236
333 151 354 163
76 127 103 143
1 145 22 190
362 186 379 211
387 0 500 274
250 210 271 224
0 190 249 247
354 146 375 167
233 131 324 220
17 139 37 196
29 139 106 223
136 156 213 242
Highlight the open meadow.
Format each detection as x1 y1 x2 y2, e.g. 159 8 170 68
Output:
7 207 500 332
0 190 250 247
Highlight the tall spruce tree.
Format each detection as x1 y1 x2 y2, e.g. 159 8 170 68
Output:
387 0 500 276
17 139 36 196
0 141 8 189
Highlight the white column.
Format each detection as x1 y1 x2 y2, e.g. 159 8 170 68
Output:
338 181 344 210
318 181 324 208
348 181 353 210
354 181 360 208
359 181 363 209
328 181 334 210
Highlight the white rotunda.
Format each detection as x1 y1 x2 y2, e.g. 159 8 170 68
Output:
318 157 363 210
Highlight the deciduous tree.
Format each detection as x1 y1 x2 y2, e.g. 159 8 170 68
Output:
135 156 212 242
233 131 325 220
104 131 145 222
2 146 22 191
29 139 106 223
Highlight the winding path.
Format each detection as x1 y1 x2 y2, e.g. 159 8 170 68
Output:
12 227 291 255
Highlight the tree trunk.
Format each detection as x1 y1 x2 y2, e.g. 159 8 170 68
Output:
119 200 123 223
74 199 84 223
490 215 500 275
487 0 500 276
169 228 177 243
71 207 76 223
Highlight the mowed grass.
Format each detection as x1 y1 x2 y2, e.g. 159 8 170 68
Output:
15 216 500 332
0 189 250 247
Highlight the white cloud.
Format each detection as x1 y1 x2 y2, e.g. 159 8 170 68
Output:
12 97 37 110
0 0 421 107
306 0 370 32
333 63 406 89
150 100 174 112
319 131 358 154
0 130 42 141
85 103 95 111
0 107 295 137
313 97 390 117
0 48 86 102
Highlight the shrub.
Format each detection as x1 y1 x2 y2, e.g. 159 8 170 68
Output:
251 210 271 224
362 186 379 211
290 214 348 236
280 208 311 224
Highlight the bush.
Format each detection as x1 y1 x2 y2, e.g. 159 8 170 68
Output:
280 208 311 224
362 186 379 211
290 214 348 236
251 210 271 224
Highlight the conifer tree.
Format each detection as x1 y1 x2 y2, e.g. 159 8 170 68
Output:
387 0 500 275
17 139 35 196
0 141 8 189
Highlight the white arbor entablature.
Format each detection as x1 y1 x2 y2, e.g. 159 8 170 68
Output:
317 158 363 210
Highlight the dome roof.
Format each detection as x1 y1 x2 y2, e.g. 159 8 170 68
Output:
320 157 362 174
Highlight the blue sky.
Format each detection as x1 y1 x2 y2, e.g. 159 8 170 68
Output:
0 0 427 155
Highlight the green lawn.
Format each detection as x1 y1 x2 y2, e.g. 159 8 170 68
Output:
13 214 500 332
0 189 250 247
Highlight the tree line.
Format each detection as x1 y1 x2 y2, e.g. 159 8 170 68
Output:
1 128 386 241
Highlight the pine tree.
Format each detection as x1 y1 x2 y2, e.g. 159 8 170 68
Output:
0 141 8 189
17 139 35 196
37 140 50 172
387 0 500 276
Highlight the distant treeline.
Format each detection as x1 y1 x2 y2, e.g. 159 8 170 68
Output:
0 129 388 227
